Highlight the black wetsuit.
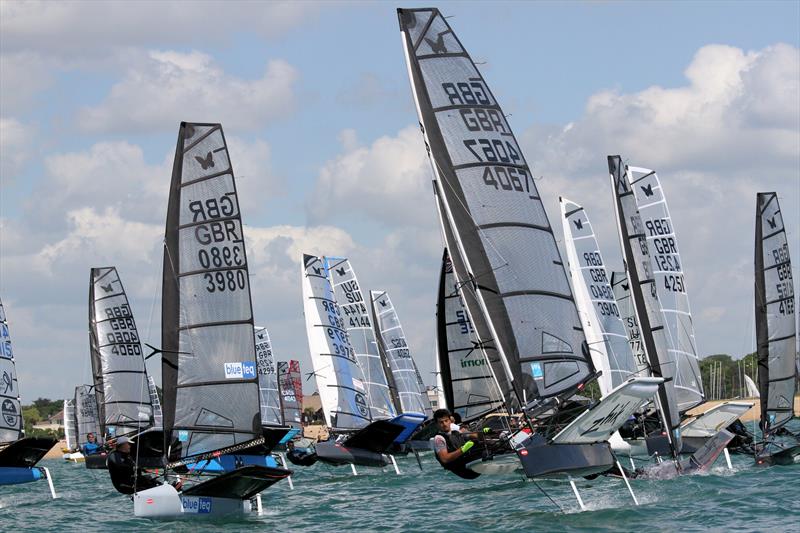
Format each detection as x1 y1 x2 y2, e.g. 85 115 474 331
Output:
107 449 161 495
434 431 480 480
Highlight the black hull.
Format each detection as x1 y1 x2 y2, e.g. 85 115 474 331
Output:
182 465 292 499
517 436 614 478
314 440 389 468
755 444 800 466
0 437 57 468
85 454 108 469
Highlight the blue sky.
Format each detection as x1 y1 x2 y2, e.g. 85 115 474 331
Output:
1 1 798 400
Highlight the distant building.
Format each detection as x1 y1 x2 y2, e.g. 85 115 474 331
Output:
32 409 64 432
426 386 442 411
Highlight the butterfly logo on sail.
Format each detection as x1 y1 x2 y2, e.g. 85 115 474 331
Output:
573 218 583 230
312 266 322 275
641 183 654 197
195 152 215 170
335 267 346 276
425 31 451 54
100 283 114 293
767 216 777 229
379 300 387 307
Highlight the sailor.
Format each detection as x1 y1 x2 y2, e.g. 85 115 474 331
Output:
81 432 103 455
432 408 487 480
107 436 165 495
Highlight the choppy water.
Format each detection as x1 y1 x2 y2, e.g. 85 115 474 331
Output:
2 425 799 532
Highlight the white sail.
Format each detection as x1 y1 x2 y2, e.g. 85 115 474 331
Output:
64 399 78 450
254 326 282 426
147 376 163 429
0 298 23 443
628 168 704 411
370 290 432 416
611 271 650 376
560 198 639 396
301 254 371 431
329 259 396 420
744 374 760 398
75 385 102 448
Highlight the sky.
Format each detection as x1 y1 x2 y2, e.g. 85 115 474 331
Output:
1 0 798 401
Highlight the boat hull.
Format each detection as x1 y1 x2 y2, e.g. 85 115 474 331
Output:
516 435 614 478
85 453 108 469
466 452 521 475
314 440 389 467
134 484 250 518
0 466 43 485
755 444 800 466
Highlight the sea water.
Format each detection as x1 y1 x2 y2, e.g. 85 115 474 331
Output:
2 423 798 532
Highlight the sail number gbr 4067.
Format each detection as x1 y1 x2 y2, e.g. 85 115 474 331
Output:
439 79 536 199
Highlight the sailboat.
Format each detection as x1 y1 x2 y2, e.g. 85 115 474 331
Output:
61 399 84 462
128 122 291 518
74 384 105 468
277 360 303 428
608 155 735 478
370 289 433 418
88 266 157 468
752 191 799 465
298 254 423 473
0 298 57 498
398 8 661 501
623 168 752 452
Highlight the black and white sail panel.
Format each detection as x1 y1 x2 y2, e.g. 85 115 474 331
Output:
628 169 704 412
437 249 505 421
147 376 163 429
90 267 153 436
161 122 260 460
278 360 303 427
609 155 681 447
64 399 78 450
330 259 396 419
301 254 371 431
371 290 432 416
755 192 797 432
75 385 102 447
611 271 650 376
400 8 592 403
560 199 638 396
254 326 282 426
0 298 22 443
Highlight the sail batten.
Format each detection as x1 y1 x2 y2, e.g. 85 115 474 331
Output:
400 8 593 409
161 122 261 461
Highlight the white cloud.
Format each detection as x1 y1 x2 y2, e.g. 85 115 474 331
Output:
517 43 799 357
0 117 35 181
308 126 437 228
78 51 299 133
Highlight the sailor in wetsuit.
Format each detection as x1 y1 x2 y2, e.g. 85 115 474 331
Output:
107 436 165 495
81 432 103 455
432 408 488 480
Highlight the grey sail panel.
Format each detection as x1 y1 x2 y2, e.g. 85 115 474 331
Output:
64 399 78 449
629 169 704 412
254 326 282 426
436 248 505 421
278 360 303 427
560 199 638 395
147 376 163 429
608 155 681 451
162 122 261 461
330 259 396 419
0 299 22 443
370 290 432 416
611 271 650 376
755 192 797 432
399 8 592 404
75 385 102 447
90 266 153 436
301 254 371 431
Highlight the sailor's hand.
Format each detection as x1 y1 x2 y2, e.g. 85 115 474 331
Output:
460 441 475 453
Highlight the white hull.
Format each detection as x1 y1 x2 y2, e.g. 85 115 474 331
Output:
62 451 85 462
133 484 252 519
466 453 521 475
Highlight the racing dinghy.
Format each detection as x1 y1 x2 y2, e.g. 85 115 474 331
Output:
399 8 662 507
608 155 736 476
298 254 421 473
752 192 800 466
129 122 291 518
0 298 57 497
62 399 84 462
88 266 158 469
